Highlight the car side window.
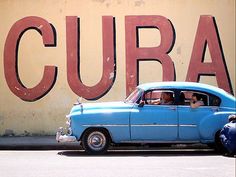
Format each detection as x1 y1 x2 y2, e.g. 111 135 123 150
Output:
144 90 175 105
178 91 209 106
209 95 221 106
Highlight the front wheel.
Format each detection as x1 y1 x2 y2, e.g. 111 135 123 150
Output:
82 129 110 155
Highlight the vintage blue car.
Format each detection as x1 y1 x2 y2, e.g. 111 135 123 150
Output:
56 82 236 154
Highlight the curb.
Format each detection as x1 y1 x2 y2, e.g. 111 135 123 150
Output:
0 136 81 150
0 136 213 151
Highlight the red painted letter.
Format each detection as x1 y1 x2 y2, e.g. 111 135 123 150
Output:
186 15 233 94
4 16 57 101
125 15 175 96
66 16 116 100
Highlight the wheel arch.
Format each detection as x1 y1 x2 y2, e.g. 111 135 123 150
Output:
80 127 113 143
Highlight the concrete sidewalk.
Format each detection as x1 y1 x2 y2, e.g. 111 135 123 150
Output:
0 136 213 150
0 136 80 150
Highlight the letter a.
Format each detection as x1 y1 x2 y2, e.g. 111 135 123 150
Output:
186 15 233 94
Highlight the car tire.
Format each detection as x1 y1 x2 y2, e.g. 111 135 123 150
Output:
206 143 215 149
214 131 226 153
82 129 110 155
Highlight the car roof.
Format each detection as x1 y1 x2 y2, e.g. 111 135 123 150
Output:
137 82 236 107
137 82 228 95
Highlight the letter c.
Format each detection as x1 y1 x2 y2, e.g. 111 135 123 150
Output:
4 16 57 101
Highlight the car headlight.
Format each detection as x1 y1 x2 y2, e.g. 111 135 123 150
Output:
65 115 73 135
66 115 71 126
67 127 72 135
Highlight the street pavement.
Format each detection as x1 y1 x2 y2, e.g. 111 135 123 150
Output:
0 150 235 177
0 136 235 177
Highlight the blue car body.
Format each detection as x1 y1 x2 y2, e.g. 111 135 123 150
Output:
57 82 236 152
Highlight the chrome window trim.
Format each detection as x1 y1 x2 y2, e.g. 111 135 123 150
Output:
131 124 178 127
82 124 197 127
82 124 129 127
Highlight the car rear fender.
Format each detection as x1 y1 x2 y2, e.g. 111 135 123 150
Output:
199 112 232 140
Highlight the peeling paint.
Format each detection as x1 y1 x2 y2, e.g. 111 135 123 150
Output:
106 2 110 7
177 46 181 55
109 72 114 79
135 0 145 6
93 0 106 3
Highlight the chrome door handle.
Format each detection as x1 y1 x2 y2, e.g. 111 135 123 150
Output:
169 107 176 110
211 107 219 112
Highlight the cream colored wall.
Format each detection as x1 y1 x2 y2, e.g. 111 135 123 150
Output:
0 0 235 135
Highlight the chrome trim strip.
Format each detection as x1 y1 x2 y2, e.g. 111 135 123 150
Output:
131 124 177 127
218 107 236 110
82 124 129 127
82 124 197 127
179 124 197 127
121 140 200 143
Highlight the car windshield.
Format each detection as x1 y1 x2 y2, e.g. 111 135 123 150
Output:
125 88 143 104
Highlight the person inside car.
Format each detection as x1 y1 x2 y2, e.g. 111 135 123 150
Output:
153 92 174 105
190 93 204 108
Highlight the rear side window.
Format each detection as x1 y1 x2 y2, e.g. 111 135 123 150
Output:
209 95 221 106
178 90 221 106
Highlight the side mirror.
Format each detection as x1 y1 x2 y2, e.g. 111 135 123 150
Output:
138 100 145 107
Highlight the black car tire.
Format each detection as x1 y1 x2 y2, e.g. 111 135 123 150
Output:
214 131 227 153
82 129 110 155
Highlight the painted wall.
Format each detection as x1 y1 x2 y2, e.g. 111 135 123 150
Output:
0 0 235 136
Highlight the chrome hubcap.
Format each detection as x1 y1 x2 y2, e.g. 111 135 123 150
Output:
87 131 106 151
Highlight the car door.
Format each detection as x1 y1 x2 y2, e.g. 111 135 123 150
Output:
177 90 218 141
130 90 178 141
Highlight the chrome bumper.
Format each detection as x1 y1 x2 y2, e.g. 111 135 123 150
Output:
56 127 77 143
